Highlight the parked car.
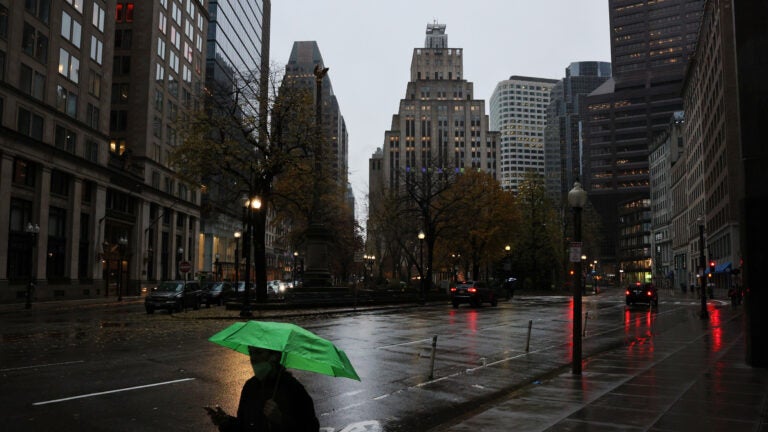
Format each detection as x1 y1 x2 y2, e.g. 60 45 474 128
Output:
449 280 499 308
202 281 232 307
145 280 204 314
625 282 658 308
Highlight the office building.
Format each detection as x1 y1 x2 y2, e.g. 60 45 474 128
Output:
490 75 558 193
582 0 704 281
544 61 611 202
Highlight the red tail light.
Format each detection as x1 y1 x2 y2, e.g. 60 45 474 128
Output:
625 289 630 296
468 287 477 293
646 290 653 297
450 287 456 293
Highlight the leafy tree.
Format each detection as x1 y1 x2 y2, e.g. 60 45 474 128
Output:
513 171 561 290
440 170 520 282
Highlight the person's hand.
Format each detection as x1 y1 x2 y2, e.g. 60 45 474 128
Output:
204 405 228 426
263 398 282 424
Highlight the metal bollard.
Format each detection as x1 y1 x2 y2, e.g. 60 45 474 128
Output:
583 311 589 337
428 335 437 380
525 319 532 352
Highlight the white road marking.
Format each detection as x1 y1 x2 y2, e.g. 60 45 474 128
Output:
0 360 85 372
32 378 195 406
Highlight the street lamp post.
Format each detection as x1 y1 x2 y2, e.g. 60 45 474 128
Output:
177 247 184 280
117 236 128 301
25 222 40 309
292 251 298 289
581 254 587 295
241 196 261 318
418 230 426 304
234 230 241 284
214 253 220 281
568 181 588 375
698 217 708 319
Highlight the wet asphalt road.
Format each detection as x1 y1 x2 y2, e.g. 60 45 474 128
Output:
0 288 723 431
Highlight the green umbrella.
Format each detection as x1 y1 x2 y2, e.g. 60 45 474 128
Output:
209 321 360 381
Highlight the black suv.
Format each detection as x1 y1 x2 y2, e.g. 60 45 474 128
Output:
145 280 204 314
449 281 499 308
625 282 658 308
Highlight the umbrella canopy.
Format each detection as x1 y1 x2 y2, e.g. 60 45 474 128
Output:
209 321 360 381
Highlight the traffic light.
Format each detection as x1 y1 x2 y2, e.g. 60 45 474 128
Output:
709 260 716 274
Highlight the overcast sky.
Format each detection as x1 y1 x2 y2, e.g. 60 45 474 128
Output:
270 0 611 224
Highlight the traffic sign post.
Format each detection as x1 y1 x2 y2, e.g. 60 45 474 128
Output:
179 261 192 274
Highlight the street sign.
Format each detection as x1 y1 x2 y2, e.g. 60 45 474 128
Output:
569 242 583 263
179 261 192 273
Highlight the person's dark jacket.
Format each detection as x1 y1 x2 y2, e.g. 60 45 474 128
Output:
219 369 319 432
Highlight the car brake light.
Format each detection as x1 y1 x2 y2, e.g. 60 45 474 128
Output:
450 287 456 292
625 289 630 296
468 287 477 293
646 290 653 296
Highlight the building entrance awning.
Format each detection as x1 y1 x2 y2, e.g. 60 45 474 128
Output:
707 262 732 274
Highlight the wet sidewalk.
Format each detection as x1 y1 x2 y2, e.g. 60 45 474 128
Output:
435 306 768 432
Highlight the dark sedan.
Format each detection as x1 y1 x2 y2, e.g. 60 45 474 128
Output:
625 282 658 308
449 281 499 308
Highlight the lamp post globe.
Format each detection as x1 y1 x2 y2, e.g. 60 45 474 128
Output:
567 181 587 375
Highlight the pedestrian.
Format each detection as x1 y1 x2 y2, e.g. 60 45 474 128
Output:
206 346 319 431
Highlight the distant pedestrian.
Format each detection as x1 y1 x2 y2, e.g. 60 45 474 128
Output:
206 346 319 431
25 280 35 309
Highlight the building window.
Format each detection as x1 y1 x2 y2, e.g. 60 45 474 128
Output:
50 171 70 197
116 3 134 22
56 85 78 118
115 29 131 48
22 22 48 63
153 116 162 138
169 51 179 73
90 35 103 64
17 107 44 140
12 158 36 187
0 5 9 39
86 70 100 98
20 63 45 100
109 139 126 155
86 103 99 129
54 125 77 153
111 83 129 103
156 37 166 59
85 139 99 162
154 89 163 111
25 0 50 23
113 55 130 75
61 11 82 48
92 2 105 32
64 0 83 14
109 110 127 131
58 48 80 83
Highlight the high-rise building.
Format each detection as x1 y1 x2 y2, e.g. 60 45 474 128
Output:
203 0 273 280
284 41 349 191
680 0 741 294
374 22 498 193
544 61 611 202
490 76 558 193
1 0 117 301
582 0 704 280
107 0 210 290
